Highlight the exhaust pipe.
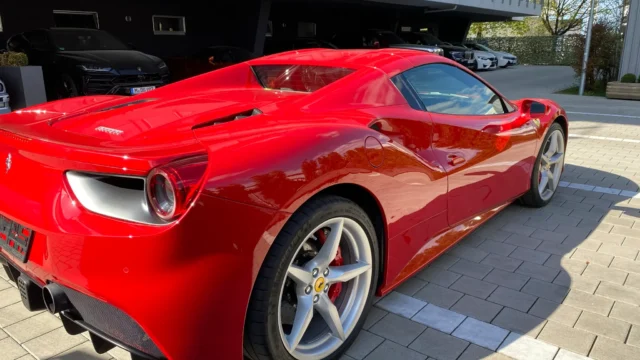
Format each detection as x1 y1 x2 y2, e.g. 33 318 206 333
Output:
42 283 72 314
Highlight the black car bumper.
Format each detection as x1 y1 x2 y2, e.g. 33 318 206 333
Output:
82 73 170 96
452 58 472 68
1 255 165 360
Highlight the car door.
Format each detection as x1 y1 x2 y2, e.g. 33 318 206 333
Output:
401 63 538 226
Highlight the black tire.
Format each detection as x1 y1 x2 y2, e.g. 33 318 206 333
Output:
520 122 565 207
55 74 79 99
244 195 379 360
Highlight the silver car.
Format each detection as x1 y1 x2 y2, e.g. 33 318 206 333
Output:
0 79 9 114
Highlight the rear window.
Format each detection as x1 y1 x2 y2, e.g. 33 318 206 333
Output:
252 65 354 92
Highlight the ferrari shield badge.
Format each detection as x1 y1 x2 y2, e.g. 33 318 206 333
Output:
532 118 541 129
5 153 11 174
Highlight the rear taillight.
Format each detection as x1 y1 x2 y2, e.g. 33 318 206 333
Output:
147 155 208 221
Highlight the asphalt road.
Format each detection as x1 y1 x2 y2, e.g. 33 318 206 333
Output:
478 65 577 99
479 65 640 125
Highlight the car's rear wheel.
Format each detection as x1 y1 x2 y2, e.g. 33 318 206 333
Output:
245 196 379 360
520 122 566 207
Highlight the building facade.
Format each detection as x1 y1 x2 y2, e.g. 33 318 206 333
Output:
0 0 542 58
620 0 640 78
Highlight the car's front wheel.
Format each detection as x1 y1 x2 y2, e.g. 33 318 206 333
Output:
520 122 566 207
244 196 379 360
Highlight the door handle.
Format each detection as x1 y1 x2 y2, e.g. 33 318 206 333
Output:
481 116 531 134
448 154 465 166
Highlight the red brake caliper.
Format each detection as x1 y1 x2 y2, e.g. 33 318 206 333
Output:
317 229 343 303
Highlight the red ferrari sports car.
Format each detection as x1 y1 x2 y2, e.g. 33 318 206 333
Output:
0 48 567 360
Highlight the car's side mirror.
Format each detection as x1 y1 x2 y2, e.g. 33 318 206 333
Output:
522 99 547 115
529 101 547 115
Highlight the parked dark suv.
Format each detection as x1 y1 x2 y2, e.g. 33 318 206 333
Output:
398 32 473 67
7 28 169 99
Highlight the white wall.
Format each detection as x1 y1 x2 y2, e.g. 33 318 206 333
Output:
369 0 543 17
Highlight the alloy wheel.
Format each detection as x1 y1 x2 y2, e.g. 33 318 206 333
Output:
538 129 565 201
278 217 373 359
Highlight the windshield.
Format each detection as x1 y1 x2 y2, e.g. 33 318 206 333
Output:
416 32 442 46
372 31 406 46
50 29 129 51
253 65 354 92
471 43 492 52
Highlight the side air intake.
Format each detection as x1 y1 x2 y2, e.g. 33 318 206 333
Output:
192 108 262 130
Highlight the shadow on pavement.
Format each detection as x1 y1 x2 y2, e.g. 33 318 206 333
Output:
461 163 640 357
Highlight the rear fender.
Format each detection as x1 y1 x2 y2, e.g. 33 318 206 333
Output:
195 118 381 211
195 116 449 293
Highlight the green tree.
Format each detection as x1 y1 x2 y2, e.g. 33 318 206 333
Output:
541 0 590 35
468 17 549 39
570 22 623 90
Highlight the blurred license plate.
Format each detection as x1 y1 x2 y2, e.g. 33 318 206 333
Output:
130 86 155 95
0 215 34 263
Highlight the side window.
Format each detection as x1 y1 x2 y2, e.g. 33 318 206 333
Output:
23 31 50 51
7 34 29 52
391 75 423 110
402 63 507 116
504 101 516 113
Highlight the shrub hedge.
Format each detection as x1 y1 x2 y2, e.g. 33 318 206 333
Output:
0 52 28 66
477 35 582 65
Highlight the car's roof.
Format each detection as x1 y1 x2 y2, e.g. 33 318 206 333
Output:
248 48 443 73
